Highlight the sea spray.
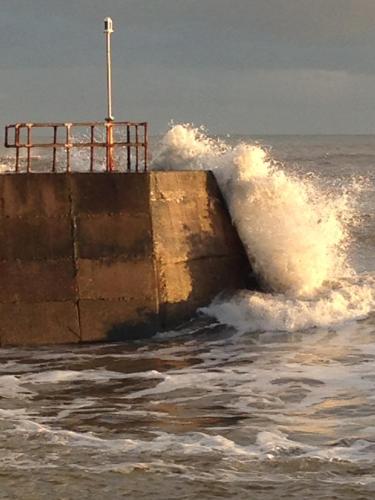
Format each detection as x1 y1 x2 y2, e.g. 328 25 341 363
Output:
152 124 374 331
153 124 356 296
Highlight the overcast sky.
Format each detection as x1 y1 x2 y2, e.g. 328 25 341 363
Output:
1 0 375 134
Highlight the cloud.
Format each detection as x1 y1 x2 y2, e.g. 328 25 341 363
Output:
1 0 375 133
2 62 375 134
2 0 375 73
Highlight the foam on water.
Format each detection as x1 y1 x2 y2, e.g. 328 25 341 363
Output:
202 276 375 333
7 416 375 467
0 375 35 400
152 124 375 332
21 368 164 385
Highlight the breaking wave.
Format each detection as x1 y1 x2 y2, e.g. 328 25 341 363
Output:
152 124 375 332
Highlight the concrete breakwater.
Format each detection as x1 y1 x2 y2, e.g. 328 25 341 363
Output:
0 171 252 346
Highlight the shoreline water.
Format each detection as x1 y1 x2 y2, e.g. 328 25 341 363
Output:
0 130 374 499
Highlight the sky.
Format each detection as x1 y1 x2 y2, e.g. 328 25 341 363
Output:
1 0 375 135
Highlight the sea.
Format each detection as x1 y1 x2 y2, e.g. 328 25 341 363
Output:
0 128 374 499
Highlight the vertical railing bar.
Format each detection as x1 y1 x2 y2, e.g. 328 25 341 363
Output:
52 125 57 173
15 125 20 173
135 125 139 173
105 122 115 172
65 123 71 172
26 124 32 173
144 123 148 172
110 123 114 172
126 125 131 171
106 123 109 172
90 125 95 172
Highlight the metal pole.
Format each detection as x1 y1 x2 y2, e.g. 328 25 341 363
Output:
104 17 114 121
104 17 114 171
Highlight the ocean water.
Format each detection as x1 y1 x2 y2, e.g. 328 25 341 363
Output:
0 130 375 499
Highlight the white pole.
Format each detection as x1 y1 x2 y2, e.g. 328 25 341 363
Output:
104 17 114 121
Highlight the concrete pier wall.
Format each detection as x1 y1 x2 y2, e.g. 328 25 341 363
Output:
0 172 252 346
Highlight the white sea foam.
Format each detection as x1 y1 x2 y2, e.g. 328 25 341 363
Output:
202 276 375 333
10 417 375 466
21 369 164 385
152 124 375 331
0 375 35 399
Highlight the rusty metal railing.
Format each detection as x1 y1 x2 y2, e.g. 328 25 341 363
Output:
4 121 148 173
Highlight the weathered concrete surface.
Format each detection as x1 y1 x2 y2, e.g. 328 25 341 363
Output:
150 172 250 328
0 172 253 346
0 302 80 346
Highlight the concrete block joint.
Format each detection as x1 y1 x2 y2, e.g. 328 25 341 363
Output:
0 171 252 346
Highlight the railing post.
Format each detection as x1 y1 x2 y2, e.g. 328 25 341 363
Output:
26 124 32 173
4 126 9 148
127 125 131 171
90 125 95 172
106 121 114 172
144 123 148 172
15 125 20 173
65 123 72 172
135 124 139 172
52 125 58 172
